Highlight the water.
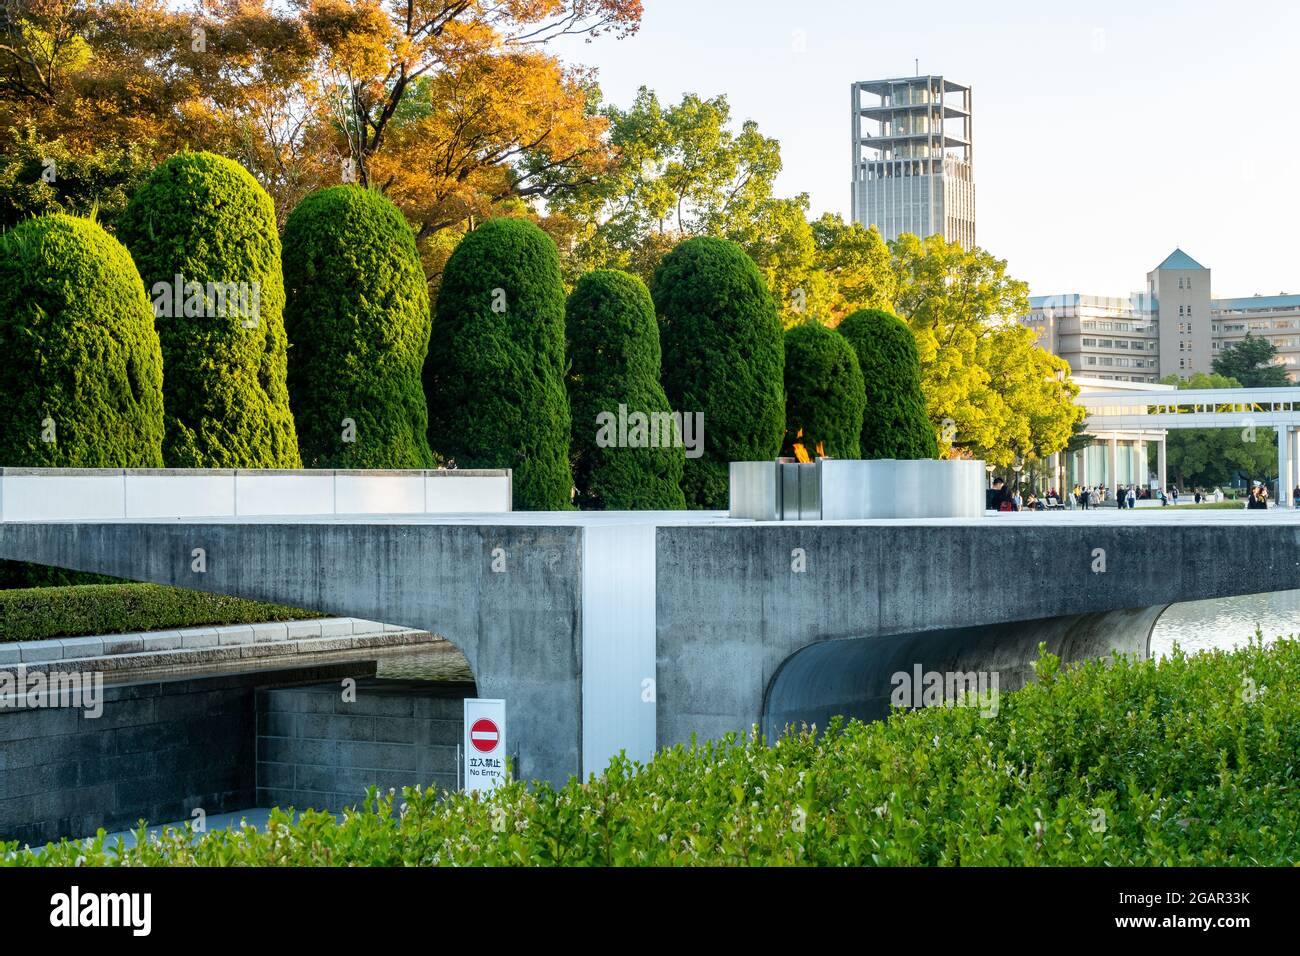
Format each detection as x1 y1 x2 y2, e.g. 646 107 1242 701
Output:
1150 589 1300 658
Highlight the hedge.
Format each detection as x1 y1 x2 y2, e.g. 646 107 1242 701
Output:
281 186 434 468
0 213 164 468
117 151 301 468
837 308 937 459
0 584 320 643
782 322 865 459
567 269 685 510
14 636 1297 865
652 237 784 508
424 218 572 510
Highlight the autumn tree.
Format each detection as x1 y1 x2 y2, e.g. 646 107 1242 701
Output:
0 0 642 251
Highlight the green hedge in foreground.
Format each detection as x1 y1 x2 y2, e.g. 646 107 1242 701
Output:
0 583 319 643
11 637 1298 865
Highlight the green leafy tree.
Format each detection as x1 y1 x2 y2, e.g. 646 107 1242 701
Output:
550 88 831 326
1159 372 1276 489
975 324 1083 468
425 217 573 510
117 151 300 467
281 186 434 468
810 214 896 324
0 212 163 587
652 236 784 508
889 233 1033 459
0 126 155 231
837 309 936 459
782 321 865 459
1212 334 1291 388
567 269 685 510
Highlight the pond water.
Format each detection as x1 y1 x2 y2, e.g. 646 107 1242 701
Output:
1150 589 1300 658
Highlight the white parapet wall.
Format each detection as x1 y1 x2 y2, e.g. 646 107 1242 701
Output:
0 468 512 521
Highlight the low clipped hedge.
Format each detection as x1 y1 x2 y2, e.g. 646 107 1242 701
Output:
0 584 319 643
12 636 1299 865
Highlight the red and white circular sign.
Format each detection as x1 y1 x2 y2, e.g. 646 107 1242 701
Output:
470 717 500 753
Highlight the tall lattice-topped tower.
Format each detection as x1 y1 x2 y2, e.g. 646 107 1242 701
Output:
850 75 975 248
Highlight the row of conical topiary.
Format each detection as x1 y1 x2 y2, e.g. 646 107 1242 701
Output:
0 152 439 477
0 150 936 513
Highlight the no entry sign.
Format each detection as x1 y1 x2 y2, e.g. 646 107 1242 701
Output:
470 717 500 753
463 698 507 794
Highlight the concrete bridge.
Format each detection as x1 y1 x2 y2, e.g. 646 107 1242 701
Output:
5 470 1300 787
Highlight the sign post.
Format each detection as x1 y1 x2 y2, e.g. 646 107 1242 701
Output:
462 698 507 794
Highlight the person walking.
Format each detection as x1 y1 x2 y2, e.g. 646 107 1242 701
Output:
1127 485 1137 509
1116 485 1126 510
1080 485 1091 510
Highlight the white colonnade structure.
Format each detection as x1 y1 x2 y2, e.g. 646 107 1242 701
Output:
1078 383 1300 506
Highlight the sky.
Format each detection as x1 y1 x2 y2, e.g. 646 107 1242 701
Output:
551 0 1300 300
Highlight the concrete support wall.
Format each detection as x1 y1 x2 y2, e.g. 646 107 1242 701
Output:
0 521 583 787
0 662 368 847
257 680 465 810
654 523 1300 747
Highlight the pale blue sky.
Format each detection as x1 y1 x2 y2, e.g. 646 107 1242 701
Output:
553 0 1300 300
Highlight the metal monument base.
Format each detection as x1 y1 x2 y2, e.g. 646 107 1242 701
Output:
729 459 986 520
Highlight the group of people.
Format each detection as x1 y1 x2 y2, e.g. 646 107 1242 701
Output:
984 479 1062 512
989 477 1292 513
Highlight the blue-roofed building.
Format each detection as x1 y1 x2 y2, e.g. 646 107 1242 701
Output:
1021 249 1300 384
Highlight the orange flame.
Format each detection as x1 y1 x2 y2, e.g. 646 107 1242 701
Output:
793 429 812 464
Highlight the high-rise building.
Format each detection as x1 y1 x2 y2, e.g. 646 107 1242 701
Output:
850 75 975 248
1022 248 1300 383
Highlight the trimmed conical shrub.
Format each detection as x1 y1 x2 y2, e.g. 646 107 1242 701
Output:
117 151 300 467
567 269 685 510
424 218 572 510
782 321 865 459
0 213 164 467
0 213 164 588
281 186 434 468
837 308 937 459
652 237 784 508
